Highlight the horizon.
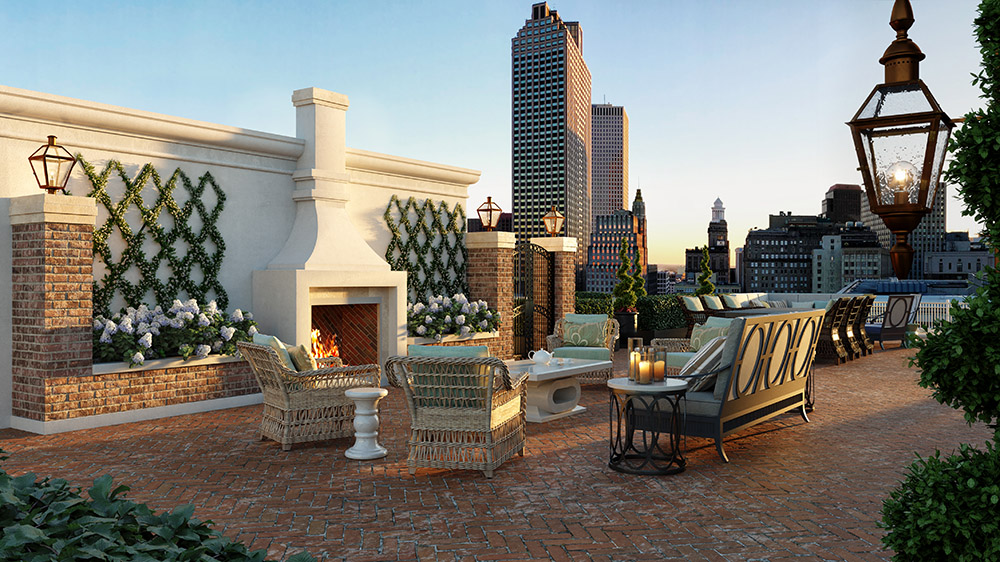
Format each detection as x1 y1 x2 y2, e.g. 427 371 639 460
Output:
0 0 986 264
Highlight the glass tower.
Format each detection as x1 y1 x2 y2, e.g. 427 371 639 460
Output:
512 2 592 271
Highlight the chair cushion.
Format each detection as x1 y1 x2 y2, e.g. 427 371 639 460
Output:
721 294 746 309
684 391 723 417
767 299 789 308
552 347 610 361
287 344 318 372
252 333 296 371
702 295 725 311
407 344 489 358
680 336 727 392
750 298 770 308
666 352 694 369
564 313 609 324
562 321 606 347
690 323 729 351
681 296 704 312
812 300 832 310
704 316 734 329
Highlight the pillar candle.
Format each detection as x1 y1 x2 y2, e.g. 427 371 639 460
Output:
629 349 640 381
653 360 665 382
638 360 652 384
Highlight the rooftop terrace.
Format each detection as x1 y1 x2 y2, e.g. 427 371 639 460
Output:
0 347 991 561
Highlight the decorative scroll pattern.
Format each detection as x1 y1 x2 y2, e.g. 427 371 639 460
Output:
79 157 228 316
383 195 467 302
726 310 826 401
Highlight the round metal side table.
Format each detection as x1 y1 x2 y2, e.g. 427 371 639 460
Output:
607 377 688 475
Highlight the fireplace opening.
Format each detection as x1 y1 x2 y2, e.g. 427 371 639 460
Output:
311 304 379 366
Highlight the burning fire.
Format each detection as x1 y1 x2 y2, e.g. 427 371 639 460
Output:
311 329 340 359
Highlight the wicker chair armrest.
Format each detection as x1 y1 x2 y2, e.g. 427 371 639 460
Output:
316 356 344 367
546 334 564 351
285 363 381 391
650 338 693 353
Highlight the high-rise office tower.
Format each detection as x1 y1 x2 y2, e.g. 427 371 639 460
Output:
585 190 646 293
591 103 628 223
684 198 731 284
512 2 592 274
860 183 946 279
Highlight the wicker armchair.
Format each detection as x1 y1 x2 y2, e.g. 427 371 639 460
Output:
546 315 619 384
385 355 527 478
649 337 694 376
237 341 381 451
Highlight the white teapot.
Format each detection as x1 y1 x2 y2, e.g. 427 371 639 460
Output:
527 349 552 364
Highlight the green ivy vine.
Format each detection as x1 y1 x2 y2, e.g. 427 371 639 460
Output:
78 156 228 317
384 195 467 302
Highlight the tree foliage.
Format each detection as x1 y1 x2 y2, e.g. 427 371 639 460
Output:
613 238 637 312
694 246 716 296
631 246 647 299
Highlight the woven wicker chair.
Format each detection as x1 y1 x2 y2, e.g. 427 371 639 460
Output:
385 355 527 478
546 316 619 384
237 341 381 451
649 337 695 376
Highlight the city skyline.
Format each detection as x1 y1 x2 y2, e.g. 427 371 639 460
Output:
0 0 985 264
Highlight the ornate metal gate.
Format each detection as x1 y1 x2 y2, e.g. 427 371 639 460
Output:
512 242 555 359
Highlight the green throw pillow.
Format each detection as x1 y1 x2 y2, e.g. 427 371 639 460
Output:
563 321 606 347
407 345 489 358
689 324 729 351
252 333 296 371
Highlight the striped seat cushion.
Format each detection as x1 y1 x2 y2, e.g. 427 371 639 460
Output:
678 336 727 392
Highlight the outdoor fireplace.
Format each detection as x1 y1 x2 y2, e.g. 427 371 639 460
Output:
311 304 379 366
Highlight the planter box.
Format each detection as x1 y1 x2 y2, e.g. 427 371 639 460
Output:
10 355 260 435
406 331 504 357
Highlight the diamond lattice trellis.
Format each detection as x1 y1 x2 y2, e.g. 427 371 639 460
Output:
384 195 467 303
78 157 228 316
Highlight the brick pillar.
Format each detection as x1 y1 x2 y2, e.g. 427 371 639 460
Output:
531 237 577 339
466 231 515 359
9 194 97 422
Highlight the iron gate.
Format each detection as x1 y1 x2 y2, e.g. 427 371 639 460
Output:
512 242 555 359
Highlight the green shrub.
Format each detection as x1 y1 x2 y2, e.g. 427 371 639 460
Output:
0 455 314 561
912 267 1000 433
636 295 686 331
576 293 613 315
881 441 1000 561
695 246 715 296
613 238 638 312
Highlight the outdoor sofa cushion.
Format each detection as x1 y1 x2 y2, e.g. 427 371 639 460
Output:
552 347 610 361
681 296 704 312
679 336 727 392
683 391 723 417
407 344 489 358
689 316 734 350
711 317 747 401
722 294 748 309
750 298 770 308
702 295 725 311
252 333 296 371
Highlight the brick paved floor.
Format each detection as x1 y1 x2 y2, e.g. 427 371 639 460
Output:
1 347 993 561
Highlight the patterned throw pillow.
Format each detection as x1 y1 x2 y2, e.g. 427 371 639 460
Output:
680 336 727 392
689 324 729 351
563 321 606 347
750 298 770 308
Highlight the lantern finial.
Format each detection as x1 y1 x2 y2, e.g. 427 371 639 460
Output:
880 0 924 83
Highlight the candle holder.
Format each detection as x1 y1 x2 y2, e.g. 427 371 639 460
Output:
637 347 653 385
628 347 641 382
652 347 667 382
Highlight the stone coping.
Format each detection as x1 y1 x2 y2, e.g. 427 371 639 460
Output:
407 331 500 346
92 354 244 375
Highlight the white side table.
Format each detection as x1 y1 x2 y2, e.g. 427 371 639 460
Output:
344 387 389 460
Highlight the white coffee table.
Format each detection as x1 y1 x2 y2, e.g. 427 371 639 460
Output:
506 357 613 423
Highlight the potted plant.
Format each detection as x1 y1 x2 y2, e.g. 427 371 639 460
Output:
694 246 715 297
612 237 639 339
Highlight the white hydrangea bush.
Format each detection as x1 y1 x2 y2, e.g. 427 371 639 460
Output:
93 299 259 367
406 294 500 340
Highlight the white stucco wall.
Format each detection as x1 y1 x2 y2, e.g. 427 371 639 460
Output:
0 85 480 428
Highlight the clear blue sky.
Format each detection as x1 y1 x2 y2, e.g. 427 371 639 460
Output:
0 0 985 266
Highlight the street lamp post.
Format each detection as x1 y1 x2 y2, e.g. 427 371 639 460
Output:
847 0 954 279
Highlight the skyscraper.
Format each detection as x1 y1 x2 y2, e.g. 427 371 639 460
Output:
591 103 628 223
512 2 592 272
684 198 731 284
585 190 647 293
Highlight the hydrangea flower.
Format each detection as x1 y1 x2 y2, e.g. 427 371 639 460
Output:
461 303 471 314
99 330 113 344
479 320 489 329
470 302 479 314
429 302 440 313
212 340 223 352
455 315 465 326
118 317 134 335
138 332 153 349
195 344 211 358
248 326 259 336
204 300 219 316
425 315 433 324
416 325 427 335
413 303 425 313
460 326 471 336
197 313 211 327
220 326 236 341
485 311 492 319
93 318 104 330
104 320 118 335
444 315 452 324
442 297 452 307
244 312 253 320
131 351 144 365
230 309 244 322
180 311 195 321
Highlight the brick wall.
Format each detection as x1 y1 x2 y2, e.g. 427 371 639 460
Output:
11 221 94 420
42 360 256 421
466 246 514 359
